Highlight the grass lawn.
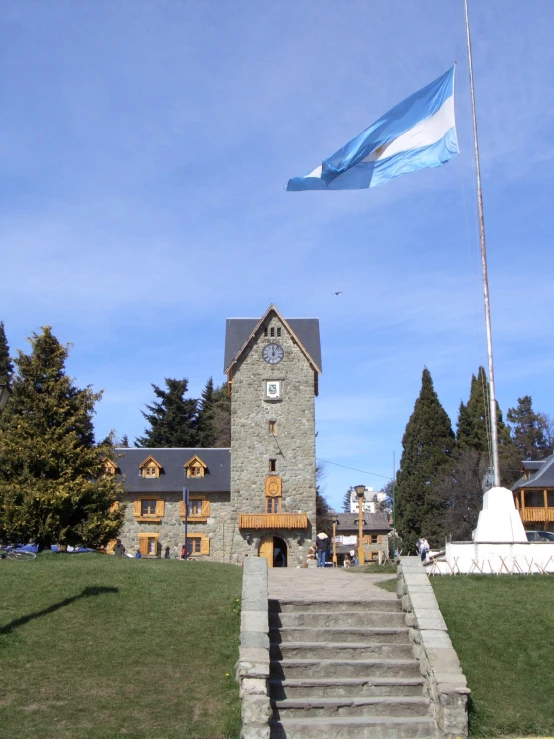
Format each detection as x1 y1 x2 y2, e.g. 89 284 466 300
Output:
344 563 397 575
0 553 242 739
374 578 397 593
432 575 554 738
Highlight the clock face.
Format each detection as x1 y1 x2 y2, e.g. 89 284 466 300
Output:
262 343 284 364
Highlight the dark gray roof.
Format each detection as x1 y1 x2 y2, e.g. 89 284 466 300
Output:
114 448 231 493
224 313 322 373
336 512 391 533
522 460 545 471
512 453 554 490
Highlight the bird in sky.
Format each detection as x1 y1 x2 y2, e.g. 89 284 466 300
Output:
333 291 342 296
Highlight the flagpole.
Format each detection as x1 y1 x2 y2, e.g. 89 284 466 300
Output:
464 0 500 487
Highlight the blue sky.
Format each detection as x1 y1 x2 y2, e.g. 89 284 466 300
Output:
2 1 554 511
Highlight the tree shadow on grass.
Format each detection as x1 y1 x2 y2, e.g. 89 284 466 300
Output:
0 586 119 636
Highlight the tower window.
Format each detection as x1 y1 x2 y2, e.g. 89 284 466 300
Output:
269 459 277 473
270 327 275 337
269 420 276 434
264 327 268 337
277 327 281 337
266 497 280 514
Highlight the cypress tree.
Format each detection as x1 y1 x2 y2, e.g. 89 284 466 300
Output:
136 378 199 448
395 368 455 552
0 320 14 386
507 395 551 461
342 488 352 512
0 326 124 548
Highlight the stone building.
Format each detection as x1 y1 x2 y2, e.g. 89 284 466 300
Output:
113 305 321 566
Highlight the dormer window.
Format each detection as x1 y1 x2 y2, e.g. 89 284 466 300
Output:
185 455 207 478
139 456 163 479
270 327 275 337
102 459 117 476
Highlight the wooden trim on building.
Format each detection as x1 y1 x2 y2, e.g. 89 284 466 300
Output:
238 512 307 529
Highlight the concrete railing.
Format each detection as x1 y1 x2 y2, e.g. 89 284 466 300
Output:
236 556 271 739
397 557 470 739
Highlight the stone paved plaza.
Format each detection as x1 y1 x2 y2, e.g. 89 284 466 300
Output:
268 567 396 602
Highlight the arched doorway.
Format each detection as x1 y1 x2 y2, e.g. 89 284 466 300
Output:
258 536 288 568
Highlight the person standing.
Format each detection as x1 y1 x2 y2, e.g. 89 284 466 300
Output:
113 539 125 557
164 545 170 559
419 537 430 562
316 533 328 567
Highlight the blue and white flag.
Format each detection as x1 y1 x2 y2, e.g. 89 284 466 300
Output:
287 67 458 191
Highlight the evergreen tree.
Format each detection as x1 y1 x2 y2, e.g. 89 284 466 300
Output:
315 463 333 537
507 395 551 461
342 488 352 512
196 377 216 447
395 368 455 552
136 378 199 448
456 366 517 486
0 326 124 548
120 434 130 448
211 382 231 447
0 320 14 386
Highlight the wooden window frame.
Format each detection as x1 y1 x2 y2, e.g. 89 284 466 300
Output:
134 498 165 522
184 455 207 479
139 455 162 479
185 534 210 556
266 497 280 514
179 497 210 522
138 533 160 557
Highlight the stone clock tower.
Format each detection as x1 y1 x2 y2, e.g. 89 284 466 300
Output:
224 305 322 566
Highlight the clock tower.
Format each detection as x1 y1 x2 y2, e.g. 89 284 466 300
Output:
224 305 321 566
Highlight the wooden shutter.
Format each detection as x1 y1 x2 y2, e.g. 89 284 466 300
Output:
133 500 141 517
107 539 116 553
110 501 119 513
201 499 210 517
200 536 210 555
179 500 186 517
155 500 165 517
139 536 149 556
377 535 382 543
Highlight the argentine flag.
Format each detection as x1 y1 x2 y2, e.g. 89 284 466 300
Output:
287 67 458 191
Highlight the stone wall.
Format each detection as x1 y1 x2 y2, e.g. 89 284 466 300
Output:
236 556 271 739
230 312 317 565
397 557 470 739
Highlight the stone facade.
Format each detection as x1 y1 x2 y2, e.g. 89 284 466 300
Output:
228 311 318 566
114 306 320 566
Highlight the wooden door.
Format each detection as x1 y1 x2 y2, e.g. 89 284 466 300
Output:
259 536 273 568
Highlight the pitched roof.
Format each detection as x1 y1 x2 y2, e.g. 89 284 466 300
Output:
224 305 322 373
335 511 391 533
512 453 554 490
114 448 231 493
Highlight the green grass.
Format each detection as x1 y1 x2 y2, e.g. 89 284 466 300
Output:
374 578 397 593
431 575 554 738
0 554 242 739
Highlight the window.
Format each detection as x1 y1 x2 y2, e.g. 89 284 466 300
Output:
266 497 280 514
185 535 210 556
138 533 159 556
276 327 281 337
187 537 202 554
190 466 202 477
185 455 206 478
269 459 277 473
264 327 268 337
188 499 203 516
146 466 156 477
141 499 157 516
269 420 276 434
270 327 275 337
139 456 162 478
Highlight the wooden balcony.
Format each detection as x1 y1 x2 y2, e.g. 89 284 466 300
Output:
518 508 554 524
238 513 308 529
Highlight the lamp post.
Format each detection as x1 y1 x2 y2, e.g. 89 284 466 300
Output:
0 383 11 412
331 512 338 567
354 484 366 566
182 486 189 559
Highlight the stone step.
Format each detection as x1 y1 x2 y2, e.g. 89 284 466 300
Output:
270 598 402 613
270 626 410 644
269 677 425 700
270 641 414 661
271 658 421 680
272 695 431 719
270 715 438 739
269 610 406 629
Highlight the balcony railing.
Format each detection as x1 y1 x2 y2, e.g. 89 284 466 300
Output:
238 513 308 529
519 508 554 523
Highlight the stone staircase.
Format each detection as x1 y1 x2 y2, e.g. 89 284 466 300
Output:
268 598 439 739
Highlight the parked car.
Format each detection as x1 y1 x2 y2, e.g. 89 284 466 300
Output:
525 530 554 542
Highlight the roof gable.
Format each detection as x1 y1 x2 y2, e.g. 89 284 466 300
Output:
224 305 322 374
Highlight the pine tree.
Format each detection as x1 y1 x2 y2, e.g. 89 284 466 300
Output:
0 320 14 386
120 434 130 448
342 488 352 512
0 326 124 548
507 395 551 461
395 368 455 552
211 382 231 447
196 377 216 447
135 378 199 447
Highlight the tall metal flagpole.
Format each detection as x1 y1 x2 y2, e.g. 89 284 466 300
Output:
464 0 501 487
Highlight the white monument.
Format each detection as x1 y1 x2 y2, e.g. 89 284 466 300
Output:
473 486 527 543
